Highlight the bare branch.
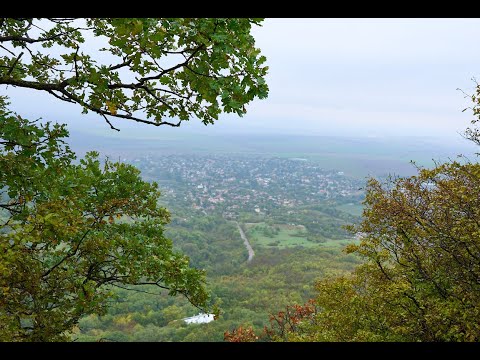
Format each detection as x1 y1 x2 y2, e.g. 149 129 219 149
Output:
101 114 120 131
134 280 207 313
0 44 16 56
6 51 23 76
108 58 133 71
46 90 75 103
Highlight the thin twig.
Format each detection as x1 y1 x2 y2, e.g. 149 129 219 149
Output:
7 51 23 76
101 114 120 131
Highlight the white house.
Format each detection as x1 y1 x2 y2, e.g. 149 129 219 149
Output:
183 313 215 325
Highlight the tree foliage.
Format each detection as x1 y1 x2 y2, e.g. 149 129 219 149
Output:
0 17 269 341
233 158 480 342
224 300 319 342
0 109 210 341
223 81 480 342
0 109 212 341
0 18 269 130
339 161 480 341
463 80 480 146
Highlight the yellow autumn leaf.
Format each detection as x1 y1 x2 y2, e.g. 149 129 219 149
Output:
131 20 143 36
106 101 117 115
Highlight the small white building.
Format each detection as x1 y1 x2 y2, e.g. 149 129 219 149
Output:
183 313 215 325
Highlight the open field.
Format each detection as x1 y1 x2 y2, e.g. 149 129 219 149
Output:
244 222 354 249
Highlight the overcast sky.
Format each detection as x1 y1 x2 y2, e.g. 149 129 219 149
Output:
4 18 480 140
245 18 480 139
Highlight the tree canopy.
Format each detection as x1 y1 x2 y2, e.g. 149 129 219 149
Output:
226 158 480 342
0 18 268 130
224 88 480 342
311 160 480 341
0 109 210 341
0 18 269 341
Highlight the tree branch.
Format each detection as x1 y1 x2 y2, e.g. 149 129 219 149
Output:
6 51 23 76
108 58 133 71
0 203 22 214
0 76 65 91
58 87 182 127
101 113 120 131
0 31 73 44
0 76 183 127
42 226 93 278
0 44 16 56
73 46 79 82
134 280 207 313
137 44 205 84
46 89 75 103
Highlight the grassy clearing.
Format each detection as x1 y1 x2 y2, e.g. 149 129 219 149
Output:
244 222 355 250
245 222 314 249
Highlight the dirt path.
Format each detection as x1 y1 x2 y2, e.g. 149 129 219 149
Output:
235 221 254 262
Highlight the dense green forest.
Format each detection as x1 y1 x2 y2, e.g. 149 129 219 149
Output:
75 210 361 341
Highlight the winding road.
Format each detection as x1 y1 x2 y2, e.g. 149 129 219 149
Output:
235 221 255 262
